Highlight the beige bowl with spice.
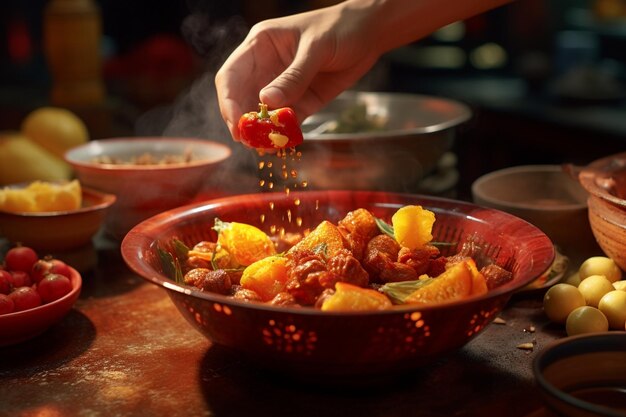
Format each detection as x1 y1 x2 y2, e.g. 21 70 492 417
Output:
65 137 232 240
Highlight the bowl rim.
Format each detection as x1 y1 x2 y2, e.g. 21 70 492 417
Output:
532 332 626 417
577 152 626 209
471 164 588 212
0 266 82 321
121 190 555 316
0 185 116 217
302 91 472 141
64 137 232 172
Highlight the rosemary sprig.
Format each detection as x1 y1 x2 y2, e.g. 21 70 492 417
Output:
157 246 184 284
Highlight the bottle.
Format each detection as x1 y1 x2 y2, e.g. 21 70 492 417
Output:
43 0 105 106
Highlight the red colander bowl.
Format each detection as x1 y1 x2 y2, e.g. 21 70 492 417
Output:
121 190 554 380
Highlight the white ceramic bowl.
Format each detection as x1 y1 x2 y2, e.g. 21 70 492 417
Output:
65 137 231 240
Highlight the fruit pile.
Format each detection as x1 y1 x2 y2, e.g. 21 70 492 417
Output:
0 245 74 315
543 256 626 336
0 107 89 186
0 179 82 213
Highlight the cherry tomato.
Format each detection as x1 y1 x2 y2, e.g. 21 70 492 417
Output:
0 270 12 295
32 258 72 284
50 259 72 278
0 294 14 315
4 246 39 272
31 259 53 284
8 286 42 312
9 270 32 288
37 273 72 303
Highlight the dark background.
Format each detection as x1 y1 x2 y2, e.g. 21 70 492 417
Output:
1 0 625 199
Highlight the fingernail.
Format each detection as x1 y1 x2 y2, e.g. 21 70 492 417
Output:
260 87 286 107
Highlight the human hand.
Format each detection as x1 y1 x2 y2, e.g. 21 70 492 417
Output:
215 1 381 141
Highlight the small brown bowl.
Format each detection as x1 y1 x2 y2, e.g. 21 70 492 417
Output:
472 165 596 263
574 152 626 271
533 332 626 417
0 186 116 252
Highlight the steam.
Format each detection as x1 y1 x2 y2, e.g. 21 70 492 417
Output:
134 11 259 194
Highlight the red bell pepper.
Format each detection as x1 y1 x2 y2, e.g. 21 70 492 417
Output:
237 103 303 149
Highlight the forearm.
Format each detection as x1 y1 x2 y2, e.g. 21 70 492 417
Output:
341 0 515 55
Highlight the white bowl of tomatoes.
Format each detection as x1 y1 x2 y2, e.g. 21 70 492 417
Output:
0 245 82 346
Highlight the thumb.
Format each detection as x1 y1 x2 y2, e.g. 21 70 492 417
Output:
260 50 320 108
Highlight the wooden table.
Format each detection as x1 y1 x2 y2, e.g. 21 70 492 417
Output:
0 234 564 417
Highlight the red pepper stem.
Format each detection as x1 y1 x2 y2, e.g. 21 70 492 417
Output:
258 103 269 119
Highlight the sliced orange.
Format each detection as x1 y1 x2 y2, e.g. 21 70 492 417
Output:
240 255 289 301
287 220 347 258
404 261 473 305
391 205 435 250
216 221 276 266
321 282 392 312
0 180 81 213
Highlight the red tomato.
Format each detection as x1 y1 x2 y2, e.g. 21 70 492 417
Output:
0 270 12 295
8 286 42 311
4 246 39 272
0 294 14 315
31 259 53 284
37 273 72 303
10 270 32 288
50 259 72 278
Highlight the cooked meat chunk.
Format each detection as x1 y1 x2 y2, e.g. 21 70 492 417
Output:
397 245 442 276
364 235 418 283
184 268 232 294
285 251 330 305
232 286 262 302
327 249 369 287
269 292 298 306
338 208 380 261
481 264 513 289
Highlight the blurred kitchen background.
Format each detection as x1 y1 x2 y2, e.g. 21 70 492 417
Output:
1 0 625 199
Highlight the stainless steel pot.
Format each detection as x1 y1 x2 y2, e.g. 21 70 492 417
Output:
296 91 472 191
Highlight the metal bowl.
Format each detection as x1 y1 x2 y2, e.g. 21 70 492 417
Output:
297 91 471 191
121 190 554 381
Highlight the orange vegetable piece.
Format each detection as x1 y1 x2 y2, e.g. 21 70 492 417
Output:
321 282 392 312
466 258 488 296
404 260 473 305
240 255 289 301
391 205 435 250
216 221 276 266
287 220 347 258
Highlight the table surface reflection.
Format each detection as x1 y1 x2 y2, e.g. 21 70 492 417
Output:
0 233 564 417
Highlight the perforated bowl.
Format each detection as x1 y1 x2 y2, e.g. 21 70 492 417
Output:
121 190 554 379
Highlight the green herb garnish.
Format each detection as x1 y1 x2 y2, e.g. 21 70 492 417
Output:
157 246 184 284
375 217 395 238
380 278 434 304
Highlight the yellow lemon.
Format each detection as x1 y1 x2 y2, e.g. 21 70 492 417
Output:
0 132 72 185
21 107 89 159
